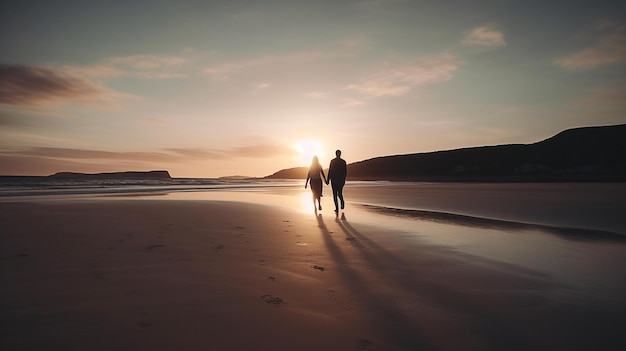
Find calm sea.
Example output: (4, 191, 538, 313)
(0, 176, 300, 197)
(2, 177, 624, 235)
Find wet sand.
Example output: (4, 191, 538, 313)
(1, 189, 625, 350)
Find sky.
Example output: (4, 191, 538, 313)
(1, 0, 625, 177)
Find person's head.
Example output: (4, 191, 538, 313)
(311, 155, 319, 165)
(335, 150, 342, 158)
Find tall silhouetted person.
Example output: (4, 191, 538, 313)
(326, 149, 347, 212)
(305, 155, 327, 211)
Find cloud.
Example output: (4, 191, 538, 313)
(62, 65, 126, 78)
(570, 87, 626, 110)
(166, 148, 226, 160)
(341, 98, 366, 107)
(0, 142, 296, 175)
(203, 45, 357, 81)
(1, 142, 292, 164)
(167, 144, 297, 159)
(18, 147, 182, 163)
(64, 54, 189, 79)
(0, 154, 113, 176)
(0, 112, 31, 128)
(305, 91, 330, 99)
(462, 25, 506, 48)
(346, 53, 461, 97)
(157, 143, 296, 160)
(0, 64, 132, 107)
(228, 143, 295, 158)
(107, 55, 188, 70)
(0, 147, 184, 175)
(555, 24, 626, 70)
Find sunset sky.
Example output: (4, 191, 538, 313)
(1, 0, 625, 177)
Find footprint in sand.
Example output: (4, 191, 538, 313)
(356, 339, 373, 350)
(312, 265, 325, 271)
(109, 238, 127, 250)
(214, 244, 225, 251)
(146, 244, 164, 250)
(345, 237, 361, 246)
(137, 322, 151, 329)
(261, 294, 284, 306)
(91, 271, 105, 280)
(0, 253, 29, 261)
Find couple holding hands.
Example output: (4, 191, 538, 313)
(304, 150, 347, 212)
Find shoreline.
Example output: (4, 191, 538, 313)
(1, 180, 625, 235)
(2, 192, 626, 350)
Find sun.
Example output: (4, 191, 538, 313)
(294, 139, 325, 166)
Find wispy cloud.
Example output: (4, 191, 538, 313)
(18, 147, 181, 163)
(170, 143, 296, 159)
(228, 143, 295, 158)
(0, 154, 109, 175)
(65, 54, 189, 79)
(107, 55, 188, 70)
(255, 83, 271, 89)
(203, 46, 357, 81)
(0, 112, 31, 128)
(0, 64, 133, 107)
(0, 142, 297, 175)
(555, 21, 626, 71)
(346, 53, 461, 97)
(305, 91, 330, 99)
(340, 98, 366, 107)
(166, 148, 226, 160)
(462, 25, 506, 48)
(570, 87, 626, 110)
(1, 142, 295, 169)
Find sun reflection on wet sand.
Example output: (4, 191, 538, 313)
(153, 188, 319, 215)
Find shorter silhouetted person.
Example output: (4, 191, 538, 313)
(305, 155, 327, 211)
(326, 149, 347, 212)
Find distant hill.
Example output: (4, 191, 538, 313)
(265, 167, 309, 180)
(48, 170, 172, 180)
(218, 175, 257, 180)
(266, 124, 626, 182)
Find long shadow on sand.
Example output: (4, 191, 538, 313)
(317, 212, 625, 351)
(316, 213, 434, 349)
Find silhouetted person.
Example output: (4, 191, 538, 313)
(305, 155, 327, 211)
(326, 149, 347, 212)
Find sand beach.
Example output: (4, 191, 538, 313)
(1, 183, 625, 350)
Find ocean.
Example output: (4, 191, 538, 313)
(1, 177, 625, 235)
(0, 176, 300, 197)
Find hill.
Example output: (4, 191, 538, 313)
(48, 170, 172, 180)
(265, 167, 309, 180)
(266, 124, 626, 182)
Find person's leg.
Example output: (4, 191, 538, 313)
(331, 183, 339, 212)
(312, 179, 322, 211)
(338, 183, 345, 209)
